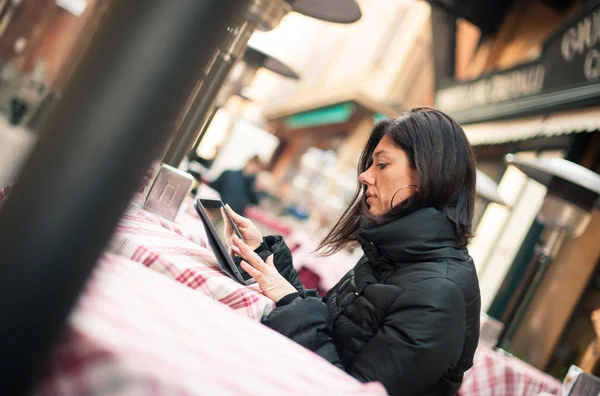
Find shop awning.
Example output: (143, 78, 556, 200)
(463, 106, 600, 146)
(284, 102, 356, 129)
(267, 92, 398, 126)
(542, 107, 600, 137)
(373, 113, 388, 123)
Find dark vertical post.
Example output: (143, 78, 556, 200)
(0, 1, 244, 395)
(187, 105, 220, 159)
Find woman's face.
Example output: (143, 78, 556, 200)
(358, 133, 418, 216)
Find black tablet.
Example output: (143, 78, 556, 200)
(194, 198, 256, 285)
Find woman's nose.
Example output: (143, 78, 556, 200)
(358, 169, 373, 185)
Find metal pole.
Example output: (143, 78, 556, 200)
(0, 1, 244, 394)
(162, 0, 293, 167)
(162, 21, 255, 166)
(187, 61, 260, 159)
(497, 228, 568, 347)
(188, 105, 220, 158)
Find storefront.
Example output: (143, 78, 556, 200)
(434, 1, 600, 375)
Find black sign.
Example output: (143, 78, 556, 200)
(435, 1, 600, 124)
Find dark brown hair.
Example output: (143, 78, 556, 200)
(316, 107, 476, 255)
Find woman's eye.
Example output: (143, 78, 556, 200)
(377, 163, 388, 169)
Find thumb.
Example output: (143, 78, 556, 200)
(265, 254, 275, 268)
(221, 208, 232, 229)
(225, 204, 246, 223)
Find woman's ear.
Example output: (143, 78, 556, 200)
(408, 167, 419, 189)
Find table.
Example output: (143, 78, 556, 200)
(34, 253, 388, 396)
(458, 345, 561, 396)
(127, 203, 210, 248)
(108, 205, 276, 321)
(0, 179, 274, 320)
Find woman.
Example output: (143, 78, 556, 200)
(226, 107, 480, 396)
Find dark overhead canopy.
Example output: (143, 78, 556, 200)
(426, 0, 516, 35)
(244, 45, 300, 80)
(426, 0, 576, 35)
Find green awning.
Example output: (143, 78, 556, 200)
(284, 102, 356, 129)
(373, 113, 388, 124)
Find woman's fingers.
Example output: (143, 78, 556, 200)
(232, 235, 275, 271)
(240, 261, 263, 280)
(265, 255, 276, 269)
(225, 204, 249, 226)
(225, 204, 263, 250)
(232, 235, 266, 272)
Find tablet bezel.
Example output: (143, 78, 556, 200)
(194, 198, 256, 285)
(198, 198, 243, 241)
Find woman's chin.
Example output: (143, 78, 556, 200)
(367, 206, 383, 216)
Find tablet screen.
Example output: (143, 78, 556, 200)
(198, 199, 253, 282)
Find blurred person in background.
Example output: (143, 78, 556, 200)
(209, 155, 264, 215)
(227, 108, 481, 396)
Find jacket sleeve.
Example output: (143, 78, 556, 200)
(255, 235, 303, 292)
(261, 291, 343, 369)
(348, 278, 466, 395)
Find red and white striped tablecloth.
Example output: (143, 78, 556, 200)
(34, 254, 388, 396)
(0, 181, 272, 320)
(127, 203, 210, 248)
(458, 345, 561, 396)
(108, 206, 275, 321)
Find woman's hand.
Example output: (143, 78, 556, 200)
(231, 235, 297, 303)
(222, 204, 263, 250)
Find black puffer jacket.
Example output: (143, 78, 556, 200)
(258, 208, 481, 396)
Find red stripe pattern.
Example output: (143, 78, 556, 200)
(34, 254, 388, 396)
(108, 206, 275, 321)
(457, 345, 561, 396)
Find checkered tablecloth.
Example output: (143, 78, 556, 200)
(0, 181, 272, 320)
(127, 203, 210, 248)
(458, 345, 561, 396)
(34, 253, 388, 396)
(108, 205, 275, 321)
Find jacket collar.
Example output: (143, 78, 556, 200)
(357, 208, 468, 268)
